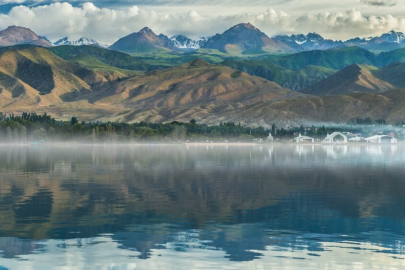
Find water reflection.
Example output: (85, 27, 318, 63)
(0, 145, 404, 269)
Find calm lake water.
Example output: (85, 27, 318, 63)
(0, 144, 405, 269)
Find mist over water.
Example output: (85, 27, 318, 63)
(0, 145, 405, 269)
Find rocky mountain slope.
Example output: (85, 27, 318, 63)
(0, 46, 108, 110)
(170, 35, 207, 50)
(109, 27, 176, 53)
(90, 59, 296, 110)
(97, 88, 405, 127)
(274, 33, 343, 51)
(54, 37, 108, 48)
(0, 26, 52, 47)
(201, 23, 294, 54)
(301, 64, 393, 96)
(302, 62, 405, 96)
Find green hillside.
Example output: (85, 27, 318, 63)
(222, 60, 336, 91)
(48, 45, 151, 71)
(268, 47, 379, 70)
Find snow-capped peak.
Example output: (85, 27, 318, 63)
(170, 35, 207, 50)
(380, 31, 405, 43)
(54, 37, 108, 48)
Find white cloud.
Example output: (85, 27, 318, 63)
(0, 2, 405, 44)
(361, 0, 397, 6)
(0, 0, 26, 4)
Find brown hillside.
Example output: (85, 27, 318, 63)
(302, 64, 394, 96)
(0, 46, 108, 109)
(372, 62, 405, 88)
(0, 26, 52, 47)
(91, 59, 297, 109)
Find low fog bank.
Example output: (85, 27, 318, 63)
(1, 113, 405, 145)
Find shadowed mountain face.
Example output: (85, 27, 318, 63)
(0, 46, 107, 108)
(301, 63, 405, 96)
(222, 60, 336, 91)
(0, 26, 52, 47)
(301, 64, 394, 96)
(202, 23, 294, 54)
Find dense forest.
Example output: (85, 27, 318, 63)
(0, 113, 403, 143)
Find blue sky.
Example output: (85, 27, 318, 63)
(0, 0, 404, 44)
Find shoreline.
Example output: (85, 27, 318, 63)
(0, 142, 404, 147)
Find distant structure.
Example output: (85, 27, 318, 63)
(267, 133, 274, 142)
(365, 135, 397, 144)
(322, 132, 348, 144)
(294, 134, 314, 143)
(349, 136, 366, 143)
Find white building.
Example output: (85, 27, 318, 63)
(349, 136, 366, 143)
(322, 132, 348, 144)
(365, 135, 397, 144)
(294, 134, 315, 143)
(267, 133, 274, 142)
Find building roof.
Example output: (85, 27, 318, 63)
(366, 135, 394, 140)
(294, 135, 314, 140)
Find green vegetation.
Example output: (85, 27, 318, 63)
(264, 46, 405, 71)
(0, 113, 270, 143)
(222, 60, 336, 91)
(267, 47, 379, 70)
(1, 113, 403, 143)
(48, 45, 152, 72)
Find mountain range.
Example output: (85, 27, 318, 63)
(1, 24, 405, 126)
(53, 37, 108, 48)
(3, 24, 405, 54)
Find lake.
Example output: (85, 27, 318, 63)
(0, 144, 404, 269)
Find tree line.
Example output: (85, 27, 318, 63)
(0, 113, 403, 143)
(0, 113, 270, 143)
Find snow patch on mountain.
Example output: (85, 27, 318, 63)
(170, 35, 207, 50)
(379, 31, 405, 43)
(54, 37, 108, 47)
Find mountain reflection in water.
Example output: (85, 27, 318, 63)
(0, 145, 404, 269)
